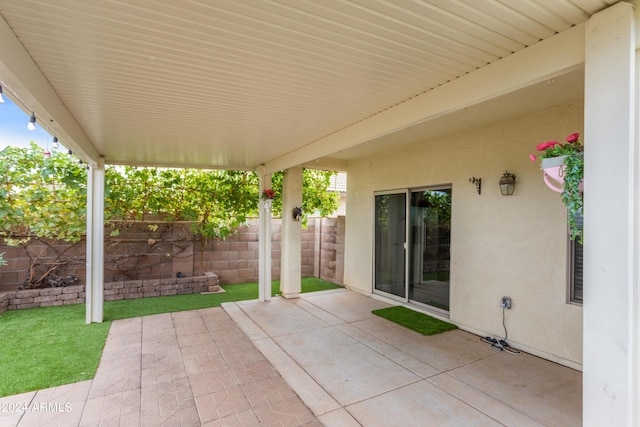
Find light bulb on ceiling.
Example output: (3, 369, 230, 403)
(27, 112, 36, 131)
(0, 86, 4, 103)
(52, 136, 59, 149)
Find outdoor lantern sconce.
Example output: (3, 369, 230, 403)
(292, 207, 303, 222)
(499, 171, 516, 196)
(469, 177, 481, 195)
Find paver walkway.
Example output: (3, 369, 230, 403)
(0, 307, 319, 426)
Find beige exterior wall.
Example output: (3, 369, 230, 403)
(344, 101, 584, 369)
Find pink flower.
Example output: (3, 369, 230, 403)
(262, 189, 275, 199)
(536, 141, 560, 151)
(529, 132, 581, 163)
(566, 133, 580, 143)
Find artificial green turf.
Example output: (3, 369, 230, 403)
(0, 278, 341, 397)
(372, 306, 457, 336)
(0, 304, 111, 397)
(272, 277, 340, 295)
(104, 277, 341, 320)
(104, 282, 256, 321)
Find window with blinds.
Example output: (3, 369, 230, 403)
(569, 212, 583, 304)
(570, 239, 583, 303)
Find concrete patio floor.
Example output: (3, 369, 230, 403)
(0, 288, 582, 426)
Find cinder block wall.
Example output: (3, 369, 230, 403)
(0, 217, 345, 290)
(315, 217, 345, 285)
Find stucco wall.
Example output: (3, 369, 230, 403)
(344, 101, 584, 369)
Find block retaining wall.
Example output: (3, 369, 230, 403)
(0, 273, 219, 315)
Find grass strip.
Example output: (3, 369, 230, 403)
(372, 306, 457, 336)
(104, 282, 255, 321)
(0, 304, 110, 397)
(0, 278, 340, 397)
(104, 277, 340, 320)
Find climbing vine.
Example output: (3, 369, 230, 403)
(0, 143, 340, 285)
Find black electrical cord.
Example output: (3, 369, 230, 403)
(480, 307, 521, 354)
(502, 305, 508, 342)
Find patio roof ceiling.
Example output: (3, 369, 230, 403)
(0, 1, 618, 172)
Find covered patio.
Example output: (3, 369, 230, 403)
(0, 289, 581, 426)
(0, 1, 638, 425)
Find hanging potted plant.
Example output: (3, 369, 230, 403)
(529, 133, 584, 241)
(262, 188, 275, 210)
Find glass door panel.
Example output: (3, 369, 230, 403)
(374, 193, 407, 298)
(409, 189, 451, 311)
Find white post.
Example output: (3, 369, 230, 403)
(85, 157, 105, 323)
(258, 168, 272, 302)
(280, 166, 303, 298)
(583, 3, 639, 425)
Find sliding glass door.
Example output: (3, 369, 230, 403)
(374, 187, 452, 311)
(374, 192, 407, 299)
(409, 189, 451, 311)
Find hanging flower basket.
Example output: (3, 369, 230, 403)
(262, 189, 275, 211)
(262, 189, 275, 199)
(529, 133, 584, 241)
(541, 154, 584, 193)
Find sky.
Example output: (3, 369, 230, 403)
(0, 94, 64, 151)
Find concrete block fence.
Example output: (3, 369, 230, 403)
(0, 216, 345, 293)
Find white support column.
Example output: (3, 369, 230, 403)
(280, 166, 303, 298)
(258, 168, 272, 302)
(85, 158, 105, 324)
(583, 3, 639, 426)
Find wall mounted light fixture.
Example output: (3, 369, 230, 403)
(292, 207, 303, 222)
(0, 86, 4, 103)
(52, 136, 59, 149)
(469, 177, 481, 195)
(499, 171, 516, 196)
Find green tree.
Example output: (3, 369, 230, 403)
(105, 167, 259, 240)
(0, 143, 87, 245)
(2, 144, 340, 284)
(270, 169, 340, 222)
(0, 143, 87, 286)
(105, 167, 339, 237)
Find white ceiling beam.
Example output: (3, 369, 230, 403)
(301, 157, 349, 172)
(0, 14, 100, 166)
(264, 23, 586, 175)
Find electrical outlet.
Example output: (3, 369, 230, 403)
(501, 296, 512, 309)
